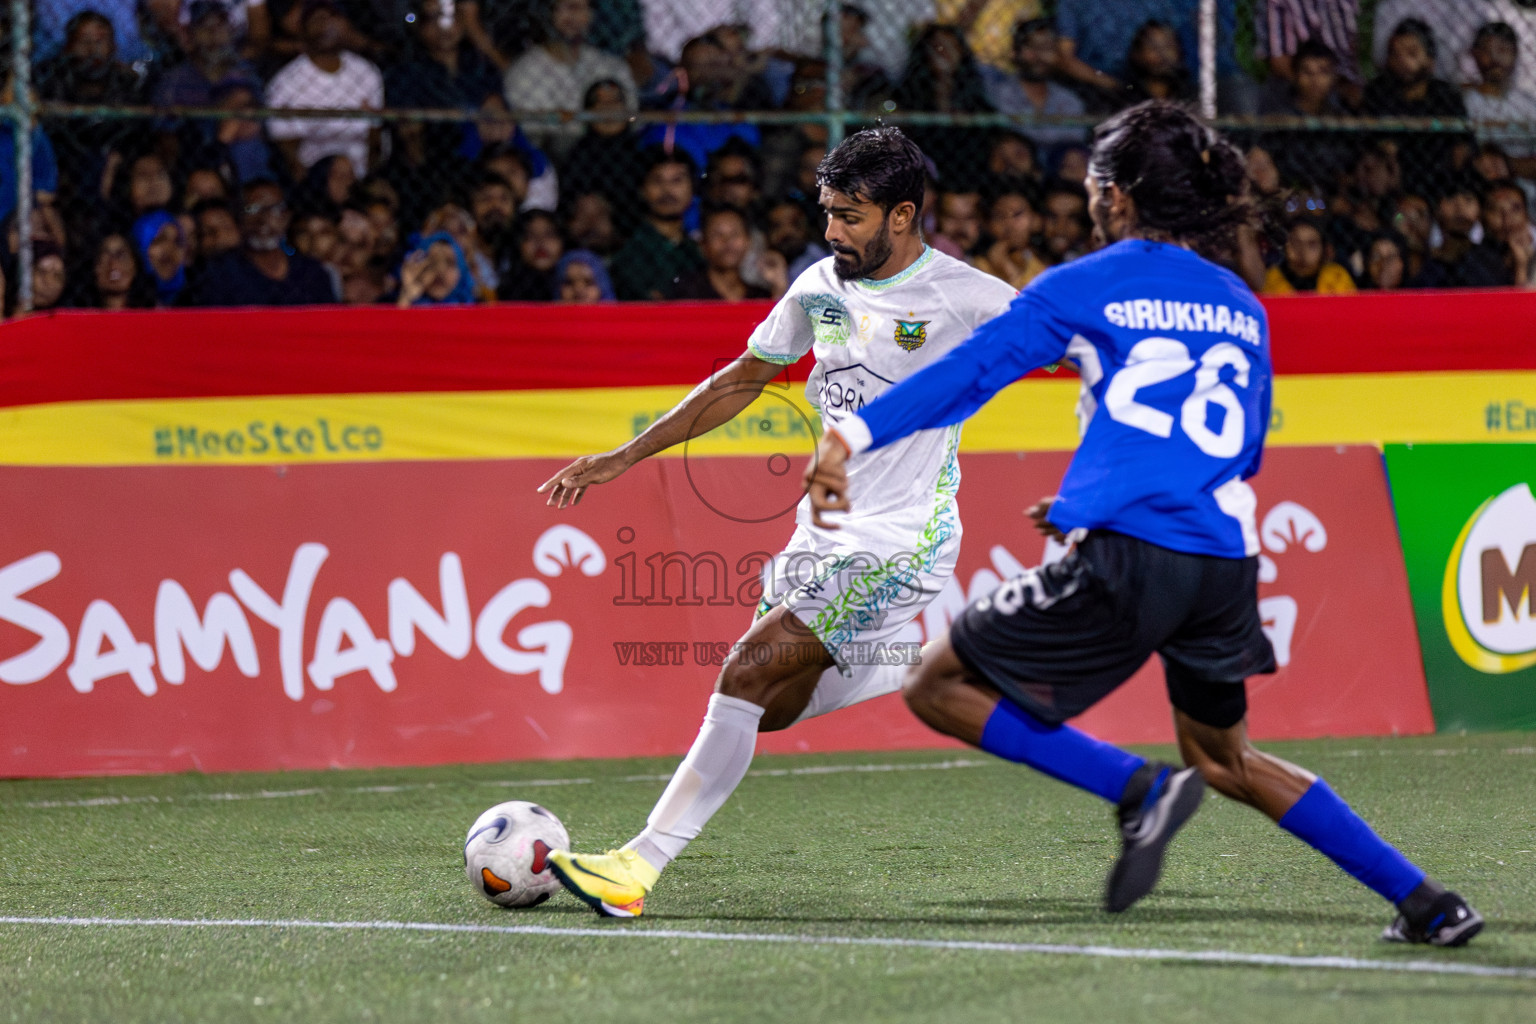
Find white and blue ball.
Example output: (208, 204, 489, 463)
(463, 800, 570, 907)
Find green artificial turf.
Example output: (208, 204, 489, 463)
(2, 732, 1535, 1023)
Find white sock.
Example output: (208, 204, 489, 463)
(626, 692, 764, 873)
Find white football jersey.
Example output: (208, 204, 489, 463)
(748, 247, 1017, 531)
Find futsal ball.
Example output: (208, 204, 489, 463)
(463, 800, 570, 907)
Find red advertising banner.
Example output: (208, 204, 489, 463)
(0, 445, 1429, 777)
(3, 289, 1534, 412)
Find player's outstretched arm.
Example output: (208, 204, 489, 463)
(537, 352, 786, 509)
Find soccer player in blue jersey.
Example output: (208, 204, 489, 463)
(805, 101, 1483, 946)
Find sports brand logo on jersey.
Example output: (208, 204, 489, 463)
(798, 293, 852, 346)
(893, 319, 931, 351)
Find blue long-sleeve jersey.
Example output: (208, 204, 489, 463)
(836, 239, 1271, 559)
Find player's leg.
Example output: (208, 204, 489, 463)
(902, 540, 1209, 912)
(548, 605, 831, 917)
(1170, 690, 1484, 947)
(904, 636, 1154, 804)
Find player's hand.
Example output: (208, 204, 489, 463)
(804, 432, 851, 529)
(537, 451, 630, 509)
(1026, 496, 1067, 542)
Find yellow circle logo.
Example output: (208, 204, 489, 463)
(1442, 482, 1536, 674)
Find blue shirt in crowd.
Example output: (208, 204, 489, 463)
(0, 124, 59, 226)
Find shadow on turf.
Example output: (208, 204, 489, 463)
(634, 896, 1444, 932)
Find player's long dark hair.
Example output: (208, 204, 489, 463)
(1087, 101, 1258, 265)
(815, 127, 926, 215)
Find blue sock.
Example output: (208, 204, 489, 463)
(1277, 779, 1425, 905)
(979, 698, 1146, 803)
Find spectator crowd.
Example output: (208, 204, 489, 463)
(5, 0, 1536, 311)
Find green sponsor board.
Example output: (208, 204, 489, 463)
(1385, 444, 1536, 730)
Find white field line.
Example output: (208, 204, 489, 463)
(0, 915, 1532, 981)
(16, 758, 995, 810)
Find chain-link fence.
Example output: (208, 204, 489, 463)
(2, 0, 1534, 312)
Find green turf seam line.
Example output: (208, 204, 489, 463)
(16, 758, 996, 810)
(2, 917, 1531, 981)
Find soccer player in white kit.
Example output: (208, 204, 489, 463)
(537, 128, 1017, 917)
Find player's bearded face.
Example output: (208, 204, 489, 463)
(830, 214, 894, 280)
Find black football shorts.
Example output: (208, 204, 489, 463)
(948, 530, 1276, 729)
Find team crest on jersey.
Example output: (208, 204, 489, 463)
(893, 319, 931, 351)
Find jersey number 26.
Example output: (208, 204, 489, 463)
(1079, 337, 1252, 458)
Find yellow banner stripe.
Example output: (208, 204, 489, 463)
(2, 371, 1532, 467)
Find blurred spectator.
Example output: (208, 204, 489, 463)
(185, 77, 284, 184)
(970, 179, 1046, 289)
(467, 170, 518, 280)
(893, 25, 994, 186)
(266, 0, 384, 179)
(332, 203, 390, 302)
(262, 0, 390, 65)
(986, 130, 1040, 180)
(396, 231, 478, 306)
(702, 138, 763, 211)
(34, 0, 153, 65)
(131, 209, 191, 306)
(195, 178, 337, 304)
(384, 0, 503, 227)
(0, 69, 60, 230)
(562, 191, 621, 255)
(1118, 19, 1194, 106)
(1039, 180, 1090, 263)
(37, 11, 143, 200)
(421, 201, 498, 299)
(153, 2, 261, 108)
(1389, 191, 1433, 283)
(934, 0, 1042, 71)
(611, 148, 704, 300)
(1361, 18, 1469, 198)
(1465, 22, 1536, 180)
(105, 150, 178, 225)
(555, 248, 616, 302)
(192, 198, 242, 258)
(1263, 218, 1357, 294)
(1255, 0, 1361, 97)
(639, 0, 783, 63)
(477, 139, 558, 214)
(981, 20, 1086, 164)
(1245, 142, 1283, 197)
(1369, 0, 1536, 92)
(935, 188, 983, 255)
(37, 11, 145, 105)
(673, 204, 783, 300)
(763, 197, 828, 280)
(291, 204, 339, 260)
(1481, 177, 1536, 285)
(1359, 232, 1408, 290)
(499, 209, 565, 300)
(640, 33, 763, 171)
(560, 79, 646, 216)
(825, 5, 892, 111)
(1260, 40, 1354, 190)
(1053, 145, 1090, 186)
(71, 231, 156, 309)
(143, 0, 272, 60)
(785, 0, 933, 81)
(1056, 0, 1248, 111)
(1327, 142, 1399, 274)
(26, 241, 69, 312)
(1416, 174, 1508, 288)
(505, 0, 637, 158)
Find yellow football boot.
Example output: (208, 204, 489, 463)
(547, 847, 659, 918)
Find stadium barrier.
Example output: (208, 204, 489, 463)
(0, 293, 1532, 776)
